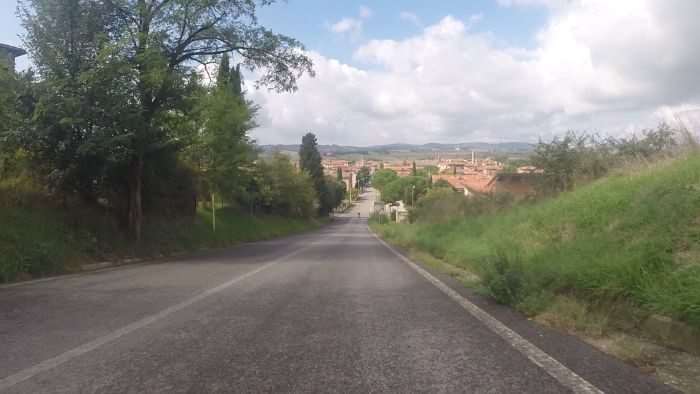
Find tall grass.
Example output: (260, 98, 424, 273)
(0, 203, 321, 283)
(374, 153, 700, 327)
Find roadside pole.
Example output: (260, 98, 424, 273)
(212, 193, 216, 232)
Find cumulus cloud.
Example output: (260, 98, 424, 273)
(252, 1, 700, 145)
(328, 6, 373, 37)
(329, 18, 363, 35)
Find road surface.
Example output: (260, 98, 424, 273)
(0, 191, 676, 393)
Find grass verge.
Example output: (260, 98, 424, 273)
(371, 153, 700, 392)
(372, 153, 700, 328)
(0, 205, 322, 283)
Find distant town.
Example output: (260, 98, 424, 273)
(308, 150, 542, 200)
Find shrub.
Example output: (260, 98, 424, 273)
(480, 250, 525, 304)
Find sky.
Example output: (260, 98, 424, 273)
(2, 1, 700, 146)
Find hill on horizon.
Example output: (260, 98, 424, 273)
(259, 142, 534, 156)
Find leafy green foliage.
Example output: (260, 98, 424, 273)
(371, 169, 398, 197)
(182, 56, 257, 202)
(356, 166, 371, 188)
(532, 124, 678, 195)
(411, 187, 515, 223)
(298, 132, 342, 215)
(0, 201, 320, 283)
(433, 179, 452, 189)
(299, 132, 324, 186)
(375, 154, 700, 327)
(320, 176, 347, 213)
(380, 176, 428, 205)
(18, 0, 315, 239)
(253, 153, 316, 218)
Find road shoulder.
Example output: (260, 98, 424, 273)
(368, 225, 678, 394)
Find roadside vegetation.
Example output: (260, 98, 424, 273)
(0, 0, 345, 283)
(0, 202, 322, 283)
(371, 126, 700, 349)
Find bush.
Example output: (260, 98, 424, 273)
(381, 176, 428, 204)
(481, 250, 525, 304)
(254, 153, 316, 218)
(412, 188, 516, 223)
(532, 124, 679, 195)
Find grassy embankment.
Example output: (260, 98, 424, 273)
(372, 153, 700, 332)
(0, 199, 322, 283)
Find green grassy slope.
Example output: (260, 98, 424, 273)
(373, 154, 700, 327)
(0, 206, 321, 283)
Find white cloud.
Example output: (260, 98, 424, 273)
(252, 1, 700, 145)
(330, 17, 363, 35)
(329, 6, 373, 37)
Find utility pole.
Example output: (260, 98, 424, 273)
(411, 185, 416, 207)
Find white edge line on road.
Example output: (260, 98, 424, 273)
(0, 245, 312, 392)
(369, 227, 604, 394)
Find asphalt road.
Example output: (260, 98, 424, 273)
(0, 191, 677, 393)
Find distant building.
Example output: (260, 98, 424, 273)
(0, 43, 27, 72)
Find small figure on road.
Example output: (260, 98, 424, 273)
(357, 212, 361, 218)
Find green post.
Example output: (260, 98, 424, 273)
(212, 193, 216, 232)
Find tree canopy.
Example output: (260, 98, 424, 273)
(18, 0, 315, 239)
(381, 176, 428, 205)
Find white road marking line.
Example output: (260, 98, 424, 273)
(0, 245, 313, 391)
(369, 228, 604, 394)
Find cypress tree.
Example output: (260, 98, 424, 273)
(217, 54, 231, 89)
(299, 132, 324, 198)
(231, 64, 243, 98)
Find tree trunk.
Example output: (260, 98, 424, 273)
(127, 155, 144, 241)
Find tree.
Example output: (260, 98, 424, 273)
(423, 165, 439, 175)
(371, 169, 398, 198)
(299, 132, 332, 215)
(412, 161, 417, 176)
(0, 67, 21, 179)
(299, 132, 323, 185)
(185, 63, 257, 203)
(20, 0, 315, 240)
(336, 167, 343, 181)
(433, 179, 452, 189)
(381, 176, 428, 205)
(532, 132, 582, 194)
(217, 53, 245, 99)
(320, 176, 346, 213)
(356, 166, 371, 189)
(254, 153, 315, 217)
(19, 0, 123, 202)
